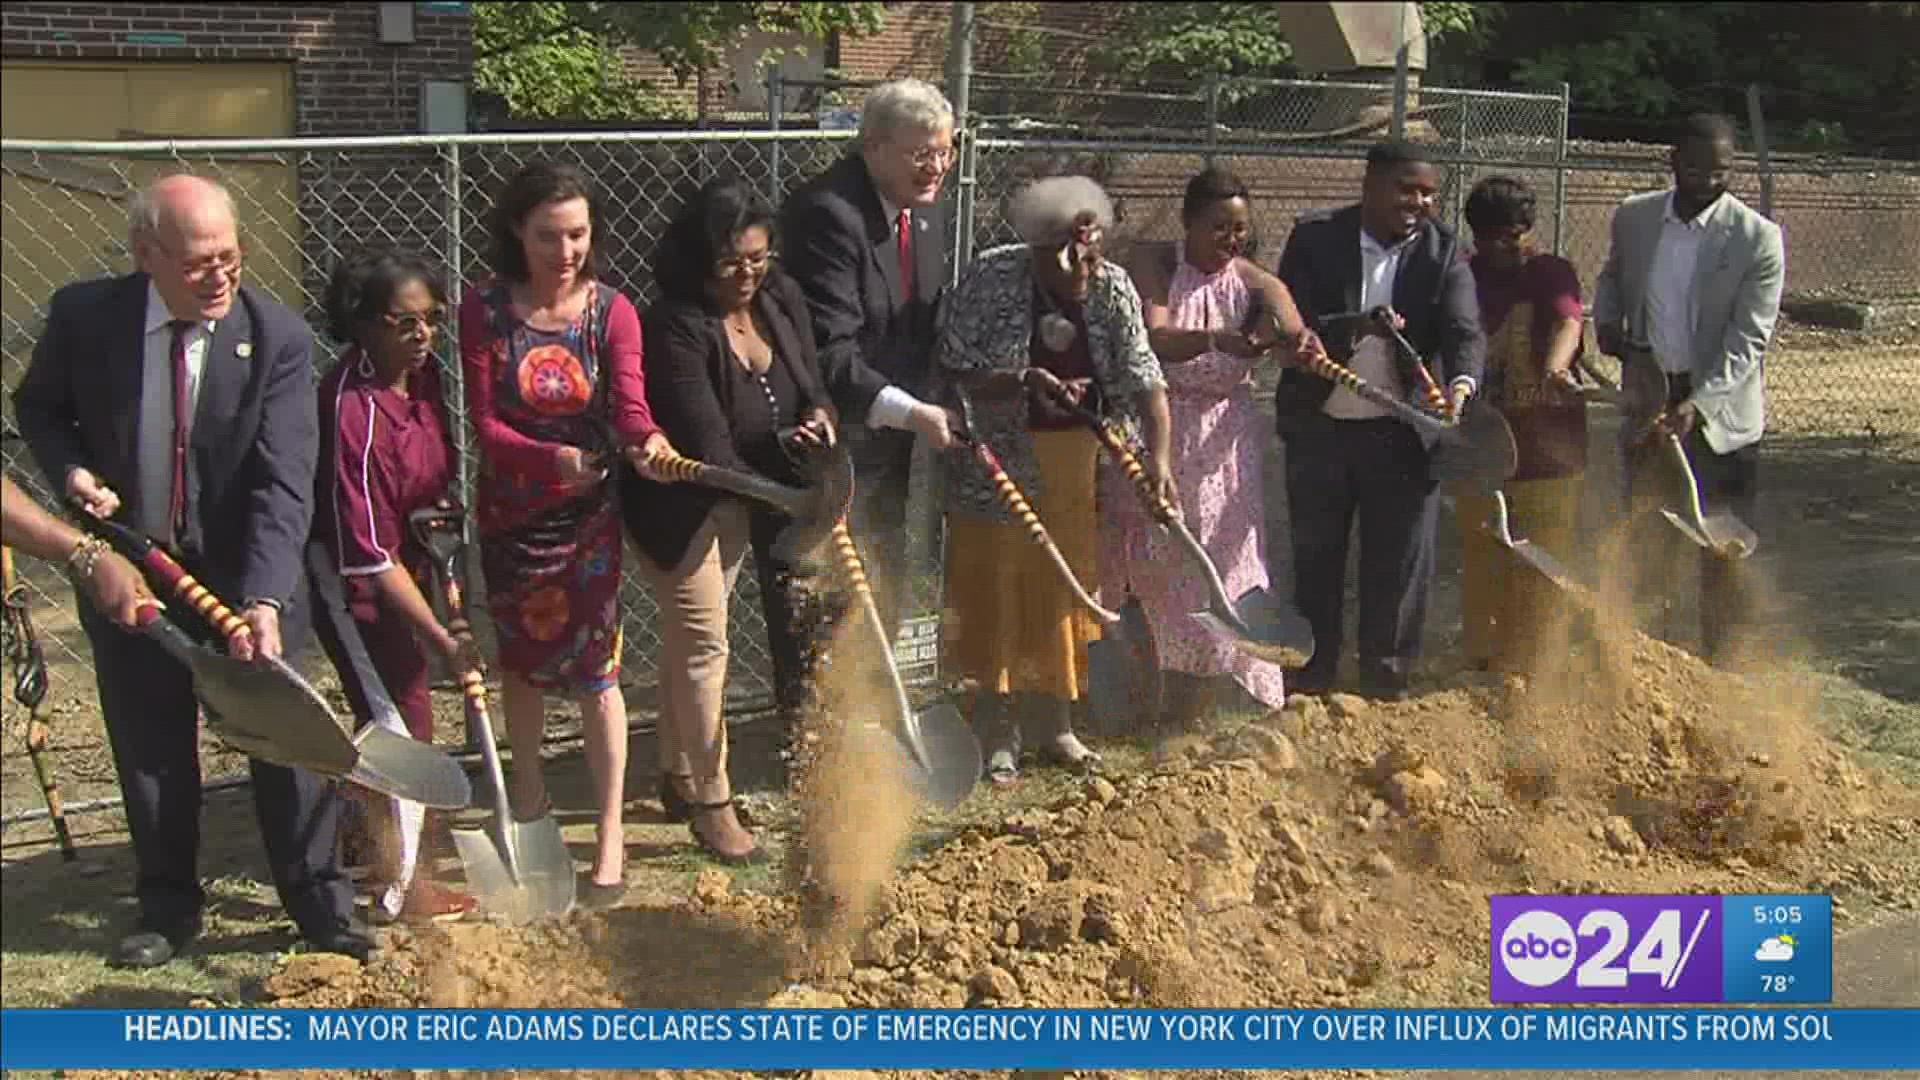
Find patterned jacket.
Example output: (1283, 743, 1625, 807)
(932, 243, 1166, 522)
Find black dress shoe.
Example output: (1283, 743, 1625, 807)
(305, 921, 376, 963)
(113, 917, 201, 969)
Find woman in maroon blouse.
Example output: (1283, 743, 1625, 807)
(618, 180, 836, 865)
(313, 246, 476, 923)
(459, 162, 671, 901)
(1456, 175, 1589, 674)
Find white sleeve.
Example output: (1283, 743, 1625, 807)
(866, 384, 924, 431)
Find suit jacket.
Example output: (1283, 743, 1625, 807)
(1272, 205, 1487, 442)
(13, 273, 320, 625)
(618, 267, 833, 571)
(1591, 189, 1784, 454)
(779, 153, 949, 424)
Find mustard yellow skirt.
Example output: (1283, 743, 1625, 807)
(942, 428, 1101, 701)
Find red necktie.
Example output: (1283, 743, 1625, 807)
(168, 319, 194, 543)
(897, 209, 914, 298)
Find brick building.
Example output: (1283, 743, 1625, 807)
(1, 2, 474, 335)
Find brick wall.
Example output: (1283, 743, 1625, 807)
(1, 2, 472, 136)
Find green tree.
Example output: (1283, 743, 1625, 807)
(473, 1, 887, 122)
(1476, 2, 1919, 154)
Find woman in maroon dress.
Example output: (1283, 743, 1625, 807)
(459, 162, 670, 900)
(314, 246, 476, 923)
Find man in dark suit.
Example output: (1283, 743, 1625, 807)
(13, 174, 369, 967)
(780, 78, 961, 641)
(1274, 141, 1488, 699)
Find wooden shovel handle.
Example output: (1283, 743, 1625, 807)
(84, 516, 250, 646)
(966, 440, 1119, 624)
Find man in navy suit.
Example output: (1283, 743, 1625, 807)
(1274, 142, 1488, 700)
(781, 78, 962, 643)
(13, 174, 369, 967)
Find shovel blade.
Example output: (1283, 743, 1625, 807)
(1659, 509, 1756, 559)
(1502, 539, 1588, 596)
(449, 825, 535, 925)
(507, 812, 578, 917)
(1192, 586, 1317, 669)
(894, 703, 981, 810)
(1433, 406, 1520, 492)
(1087, 637, 1147, 733)
(348, 723, 473, 810)
(179, 648, 358, 776)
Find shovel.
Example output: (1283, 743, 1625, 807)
(83, 514, 472, 809)
(4, 546, 77, 861)
(302, 540, 430, 921)
(1310, 309, 1520, 490)
(640, 443, 853, 569)
(945, 385, 1164, 730)
(1041, 386, 1316, 670)
(1574, 361, 1759, 560)
(824, 517, 983, 808)
(1477, 490, 1594, 602)
(408, 503, 576, 924)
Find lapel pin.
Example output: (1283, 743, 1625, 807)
(236, 342, 253, 358)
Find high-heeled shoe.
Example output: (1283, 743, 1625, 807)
(688, 800, 770, 867)
(661, 775, 753, 827)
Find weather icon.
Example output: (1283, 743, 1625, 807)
(1755, 934, 1796, 962)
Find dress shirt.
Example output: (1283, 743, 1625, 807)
(865, 191, 928, 431)
(1644, 192, 1716, 374)
(1324, 229, 1416, 420)
(136, 281, 214, 530)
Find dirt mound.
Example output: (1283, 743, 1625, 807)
(258, 618, 1918, 1026)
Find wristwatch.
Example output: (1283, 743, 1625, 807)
(242, 597, 283, 613)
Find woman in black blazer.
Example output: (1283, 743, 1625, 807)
(618, 179, 837, 865)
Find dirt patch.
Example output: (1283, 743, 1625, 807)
(246, 613, 1918, 1031)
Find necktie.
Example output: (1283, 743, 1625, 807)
(168, 319, 194, 544)
(897, 209, 914, 298)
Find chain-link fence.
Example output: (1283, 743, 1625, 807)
(6, 89, 1918, 822)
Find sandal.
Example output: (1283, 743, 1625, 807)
(660, 775, 754, 827)
(985, 749, 1020, 787)
(1042, 734, 1103, 774)
(688, 800, 769, 867)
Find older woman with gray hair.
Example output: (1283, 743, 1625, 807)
(934, 176, 1172, 785)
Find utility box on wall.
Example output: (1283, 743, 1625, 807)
(420, 80, 468, 133)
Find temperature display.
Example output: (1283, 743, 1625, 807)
(1722, 895, 1832, 1004)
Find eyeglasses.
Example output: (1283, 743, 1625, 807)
(162, 245, 244, 282)
(380, 309, 444, 337)
(905, 146, 955, 171)
(713, 251, 774, 277)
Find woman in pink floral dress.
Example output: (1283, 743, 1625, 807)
(1107, 167, 1314, 729)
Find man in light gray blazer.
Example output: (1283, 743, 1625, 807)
(1592, 112, 1786, 661)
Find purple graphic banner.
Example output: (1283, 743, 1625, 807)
(1490, 894, 1723, 1003)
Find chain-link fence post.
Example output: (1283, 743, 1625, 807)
(767, 70, 786, 206)
(1204, 79, 1221, 166)
(1553, 81, 1571, 256)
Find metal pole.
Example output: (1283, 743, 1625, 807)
(1746, 84, 1774, 220)
(1391, 1, 1410, 140)
(1553, 81, 1571, 256)
(767, 69, 785, 204)
(1204, 78, 1221, 164)
(946, 2, 974, 127)
(441, 141, 482, 756)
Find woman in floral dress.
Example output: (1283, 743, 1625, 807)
(459, 161, 671, 902)
(1110, 166, 1315, 729)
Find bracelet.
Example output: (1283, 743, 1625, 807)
(65, 536, 109, 584)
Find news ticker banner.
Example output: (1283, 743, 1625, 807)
(1491, 893, 1833, 1004)
(3, 1008, 1917, 1071)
